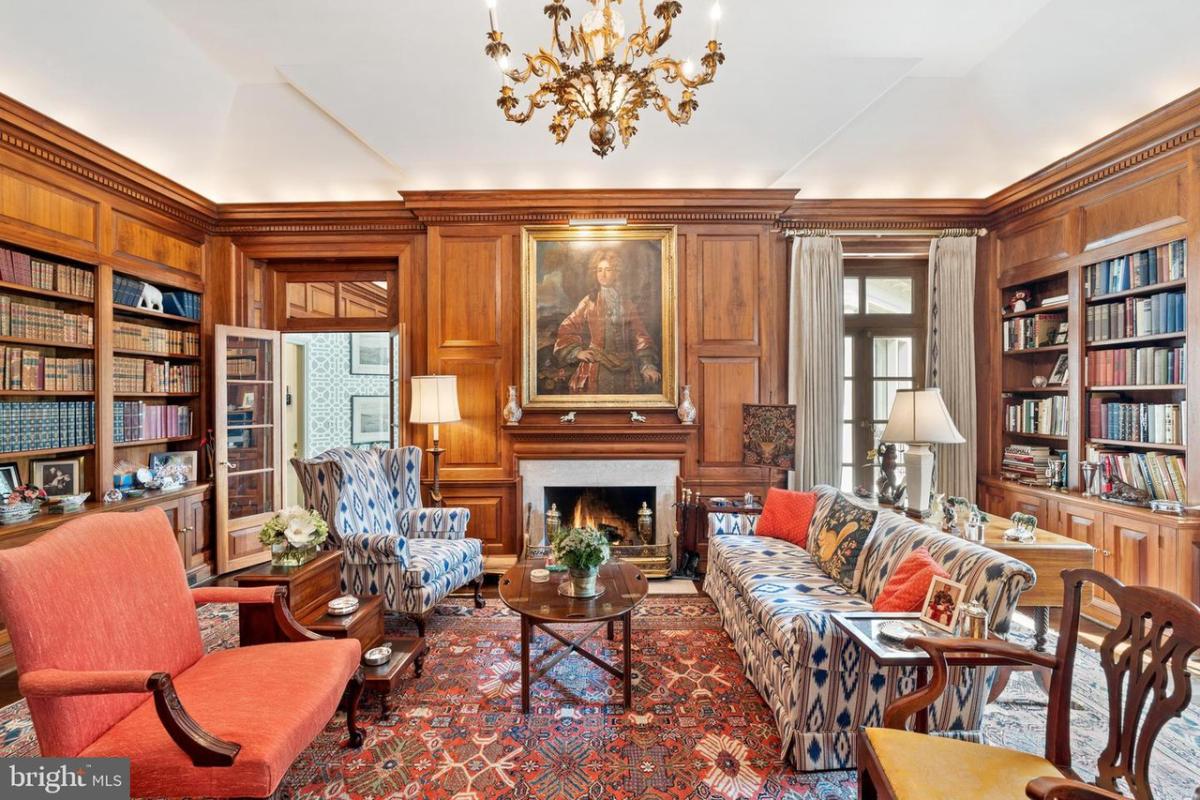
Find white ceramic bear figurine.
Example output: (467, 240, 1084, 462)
(137, 282, 164, 312)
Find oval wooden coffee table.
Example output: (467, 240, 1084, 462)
(499, 559, 648, 713)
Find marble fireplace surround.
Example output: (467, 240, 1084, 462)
(519, 458, 680, 547)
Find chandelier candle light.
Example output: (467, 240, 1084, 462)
(484, 0, 726, 157)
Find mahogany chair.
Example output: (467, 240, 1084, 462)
(0, 508, 367, 799)
(857, 568, 1200, 800)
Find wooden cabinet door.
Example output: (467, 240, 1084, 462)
(1057, 500, 1104, 615)
(179, 493, 211, 584)
(215, 325, 283, 574)
(1007, 488, 1047, 524)
(977, 483, 1007, 518)
(1107, 513, 1160, 589)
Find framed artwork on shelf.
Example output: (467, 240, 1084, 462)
(0, 462, 21, 495)
(350, 332, 390, 375)
(1049, 354, 1069, 385)
(351, 395, 390, 444)
(920, 575, 967, 633)
(31, 458, 82, 497)
(521, 225, 678, 409)
(150, 451, 198, 483)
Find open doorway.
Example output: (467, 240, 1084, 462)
(282, 331, 394, 505)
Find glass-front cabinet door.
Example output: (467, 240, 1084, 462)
(214, 325, 283, 573)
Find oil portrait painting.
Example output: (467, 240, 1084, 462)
(523, 226, 677, 409)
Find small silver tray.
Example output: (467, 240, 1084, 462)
(556, 582, 606, 600)
(327, 595, 360, 616)
(362, 645, 393, 666)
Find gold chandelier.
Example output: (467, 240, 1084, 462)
(484, 0, 725, 158)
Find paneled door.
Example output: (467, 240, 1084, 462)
(214, 325, 284, 573)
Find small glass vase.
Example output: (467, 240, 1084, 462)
(569, 565, 599, 596)
(271, 542, 317, 567)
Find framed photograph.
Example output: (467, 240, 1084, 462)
(522, 225, 677, 409)
(31, 459, 81, 497)
(0, 462, 20, 495)
(351, 395, 390, 444)
(1051, 322, 1069, 345)
(1049, 353, 1069, 385)
(921, 575, 967, 633)
(150, 451, 198, 483)
(350, 332, 390, 376)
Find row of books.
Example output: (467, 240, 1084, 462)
(113, 321, 200, 356)
(1086, 291, 1185, 341)
(0, 296, 93, 345)
(1004, 395, 1069, 437)
(0, 246, 95, 299)
(112, 275, 201, 320)
(113, 401, 193, 443)
(0, 348, 94, 391)
(1088, 398, 1187, 445)
(1086, 345, 1186, 387)
(1003, 312, 1065, 352)
(113, 357, 199, 394)
(1000, 444, 1058, 482)
(1084, 239, 1186, 298)
(0, 400, 95, 453)
(1086, 444, 1187, 503)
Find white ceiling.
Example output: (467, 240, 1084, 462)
(1, 0, 1199, 202)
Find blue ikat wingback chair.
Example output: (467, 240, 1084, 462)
(290, 446, 484, 637)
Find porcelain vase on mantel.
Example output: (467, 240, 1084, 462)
(502, 385, 523, 425)
(677, 384, 697, 425)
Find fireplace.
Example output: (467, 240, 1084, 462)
(544, 486, 654, 544)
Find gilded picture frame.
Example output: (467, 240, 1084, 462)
(522, 225, 678, 409)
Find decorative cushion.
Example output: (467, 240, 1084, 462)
(872, 547, 948, 612)
(862, 727, 1060, 800)
(755, 488, 817, 548)
(808, 493, 878, 592)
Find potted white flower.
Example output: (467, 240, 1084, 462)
(550, 527, 611, 597)
(259, 506, 329, 566)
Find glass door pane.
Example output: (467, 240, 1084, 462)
(215, 325, 282, 573)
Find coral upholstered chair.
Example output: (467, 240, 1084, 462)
(0, 508, 366, 799)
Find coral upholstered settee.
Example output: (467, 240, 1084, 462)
(0, 508, 365, 799)
(704, 485, 1035, 771)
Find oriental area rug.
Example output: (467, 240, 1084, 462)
(1, 596, 1197, 800)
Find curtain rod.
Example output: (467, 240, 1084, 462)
(780, 227, 987, 238)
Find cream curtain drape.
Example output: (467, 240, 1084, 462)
(926, 235, 977, 500)
(788, 235, 844, 489)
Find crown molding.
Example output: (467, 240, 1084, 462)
(401, 188, 796, 224)
(214, 201, 423, 236)
(985, 88, 1200, 221)
(0, 92, 217, 232)
(779, 198, 989, 231)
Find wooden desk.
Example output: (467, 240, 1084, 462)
(978, 514, 1094, 650)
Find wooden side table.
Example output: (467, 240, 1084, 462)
(676, 497, 762, 577)
(234, 550, 382, 651)
(832, 611, 1035, 732)
(363, 637, 426, 718)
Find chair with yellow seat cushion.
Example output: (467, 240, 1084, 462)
(856, 568, 1200, 800)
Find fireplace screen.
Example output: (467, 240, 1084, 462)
(544, 486, 655, 545)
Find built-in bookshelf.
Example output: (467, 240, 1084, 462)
(109, 272, 202, 476)
(0, 243, 98, 498)
(1083, 238, 1188, 503)
(995, 235, 1192, 504)
(0, 239, 205, 504)
(1000, 271, 1072, 485)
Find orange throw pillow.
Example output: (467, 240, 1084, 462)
(755, 488, 818, 548)
(873, 547, 950, 612)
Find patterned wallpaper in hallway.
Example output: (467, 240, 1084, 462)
(299, 333, 390, 457)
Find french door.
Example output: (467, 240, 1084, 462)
(214, 324, 284, 573)
(840, 261, 927, 492)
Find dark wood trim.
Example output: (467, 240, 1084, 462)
(146, 671, 241, 767)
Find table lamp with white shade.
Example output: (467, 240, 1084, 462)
(879, 388, 964, 516)
(409, 374, 461, 507)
